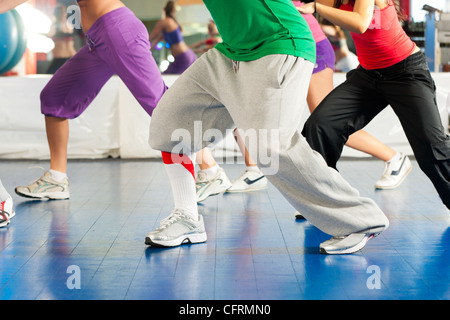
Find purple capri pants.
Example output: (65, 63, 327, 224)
(313, 38, 335, 74)
(41, 7, 167, 119)
(163, 49, 197, 75)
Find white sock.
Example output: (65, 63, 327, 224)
(0, 179, 10, 203)
(202, 165, 219, 180)
(49, 169, 67, 182)
(246, 165, 261, 173)
(164, 163, 198, 220)
(387, 152, 402, 163)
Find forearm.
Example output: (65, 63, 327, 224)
(315, 0, 374, 34)
(0, 0, 29, 14)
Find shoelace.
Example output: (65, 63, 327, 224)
(157, 211, 187, 231)
(196, 171, 209, 183)
(0, 201, 8, 221)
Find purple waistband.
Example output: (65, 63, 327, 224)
(85, 7, 134, 38)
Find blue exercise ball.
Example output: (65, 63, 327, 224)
(0, 10, 19, 72)
(0, 9, 27, 75)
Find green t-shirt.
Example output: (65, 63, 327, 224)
(203, 0, 316, 63)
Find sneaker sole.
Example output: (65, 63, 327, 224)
(145, 232, 207, 247)
(320, 233, 380, 255)
(0, 220, 10, 228)
(374, 165, 412, 190)
(197, 183, 232, 202)
(15, 189, 69, 200)
(294, 211, 305, 220)
(226, 184, 267, 193)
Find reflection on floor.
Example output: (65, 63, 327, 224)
(0, 158, 449, 300)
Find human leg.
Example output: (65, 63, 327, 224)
(302, 68, 390, 169)
(226, 129, 268, 193)
(308, 67, 395, 160)
(144, 151, 207, 247)
(308, 64, 410, 189)
(15, 45, 114, 199)
(149, 50, 389, 252)
(0, 179, 10, 203)
(380, 54, 450, 209)
(0, 179, 14, 227)
(99, 7, 167, 116)
(45, 116, 69, 173)
(146, 50, 235, 246)
(195, 148, 232, 202)
(222, 55, 389, 239)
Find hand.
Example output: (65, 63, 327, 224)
(297, 2, 315, 14)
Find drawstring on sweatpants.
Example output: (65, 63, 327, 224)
(86, 35, 96, 52)
(232, 60, 240, 73)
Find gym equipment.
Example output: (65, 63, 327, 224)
(0, 9, 27, 75)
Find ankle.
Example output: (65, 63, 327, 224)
(49, 169, 67, 182)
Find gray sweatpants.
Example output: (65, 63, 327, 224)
(149, 48, 389, 237)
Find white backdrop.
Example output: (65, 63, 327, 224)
(0, 73, 449, 160)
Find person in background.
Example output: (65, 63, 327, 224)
(46, 4, 77, 74)
(149, 0, 197, 74)
(320, 19, 359, 72)
(190, 20, 222, 55)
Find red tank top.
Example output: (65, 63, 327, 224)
(340, 0, 415, 70)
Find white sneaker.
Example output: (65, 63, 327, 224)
(294, 211, 305, 220)
(0, 196, 15, 228)
(145, 210, 207, 247)
(320, 232, 381, 255)
(15, 171, 70, 199)
(374, 153, 412, 190)
(226, 170, 268, 193)
(196, 167, 232, 202)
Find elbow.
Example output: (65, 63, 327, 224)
(353, 22, 369, 34)
(354, 15, 373, 34)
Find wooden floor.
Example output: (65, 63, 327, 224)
(0, 157, 449, 300)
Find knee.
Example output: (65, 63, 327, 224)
(149, 120, 194, 154)
(302, 112, 329, 141)
(149, 124, 170, 151)
(40, 84, 53, 109)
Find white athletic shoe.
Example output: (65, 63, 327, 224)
(294, 211, 305, 220)
(320, 230, 383, 255)
(15, 171, 70, 200)
(145, 210, 207, 247)
(196, 167, 232, 202)
(374, 153, 412, 190)
(226, 169, 268, 193)
(0, 196, 15, 228)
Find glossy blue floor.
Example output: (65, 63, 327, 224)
(0, 157, 449, 300)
